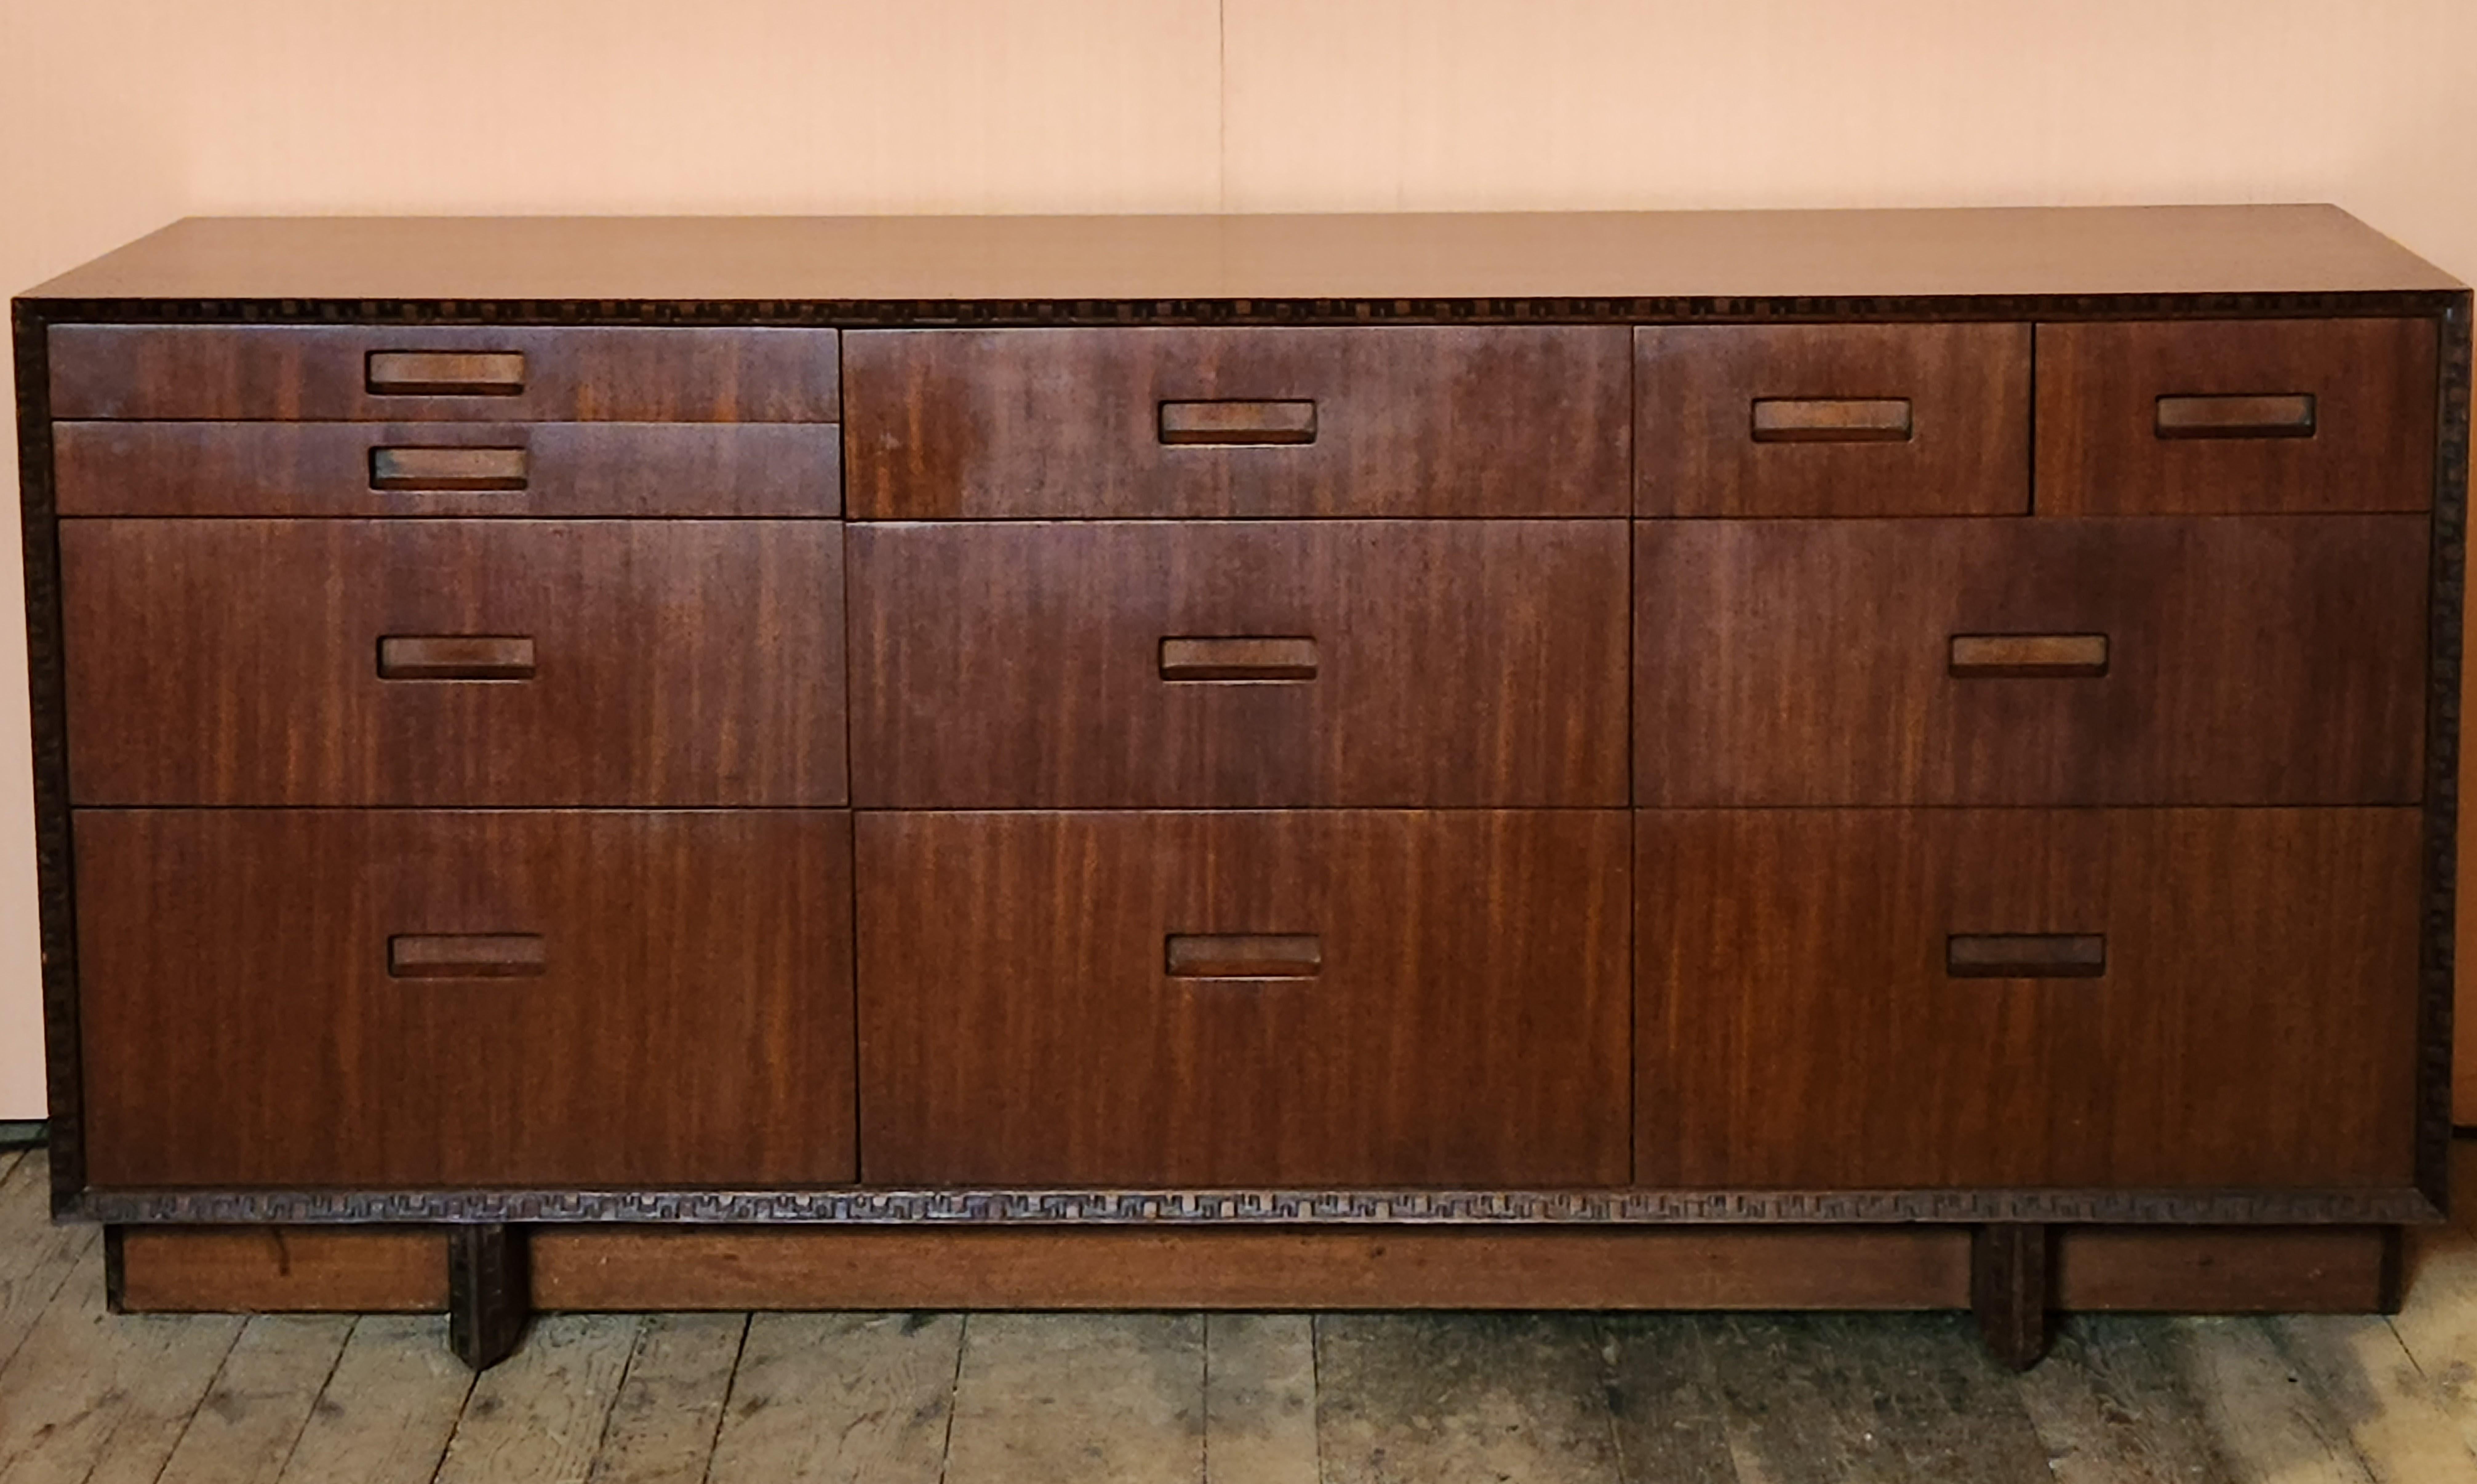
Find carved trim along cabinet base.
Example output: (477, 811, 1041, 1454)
(15, 207, 2467, 1370)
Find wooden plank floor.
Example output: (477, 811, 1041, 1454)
(9, 1146, 2477, 1482)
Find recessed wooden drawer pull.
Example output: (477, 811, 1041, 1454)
(1946, 933, 2106, 979)
(366, 351, 527, 397)
(387, 933, 547, 979)
(1750, 397, 1914, 443)
(1166, 933, 1323, 979)
(377, 635, 538, 681)
(1948, 633, 2110, 680)
(1158, 399, 1318, 445)
(369, 446, 529, 492)
(1159, 636, 1319, 682)
(2154, 393, 2317, 440)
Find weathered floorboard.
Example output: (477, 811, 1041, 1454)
(0, 1256, 243, 1484)
(433, 1313, 638, 1484)
(275, 1316, 475, 1484)
(1205, 1314, 1317, 1484)
(704, 1312, 959, 1484)
(2173, 1317, 2377, 1483)
(1316, 1313, 1623, 1484)
(1599, 1316, 1740, 1484)
(945, 1313, 1205, 1484)
(1700, 1313, 2052, 1483)
(2268, 1314, 2476, 1483)
(0, 1152, 99, 1382)
(2014, 1316, 2239, 1484)
(587, 1313, 748, 1484)
(152, 1314, 354, 1484)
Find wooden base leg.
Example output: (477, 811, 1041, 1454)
(447, 1224, 530, 1371)
(1972, 1223, 2052, 1370)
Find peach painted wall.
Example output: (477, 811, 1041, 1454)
(3, 0, 2474, 1119)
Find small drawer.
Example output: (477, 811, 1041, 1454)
(48, 325, 840, 422)
(1636, 808, 2419, 1189)
(842, 326, 1631, 518)
(1636, 517, 2425, 807)
(52, 422, 841, 517)
(75, 809, 855, 1187)
(847, 520, 1630, 807)
(2035, 319, 2436, 514)
(857, 809, 1631, 1187)
(61, 520, 845, 805)
(1636, 324, 2031, 516)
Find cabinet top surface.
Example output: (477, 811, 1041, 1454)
(17, 205, 2463, 305)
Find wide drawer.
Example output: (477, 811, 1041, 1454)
(52, 422, 841, 517)
(856, 810, 1632, 1187)
(48, 325, 841, 422)
(1636, 808, 2420, 1190)
(2035, 318, 2436, 514)
(1635, 516, 2425, 806)
(62, 520, 846, 805)
(1635, 323, 2031, 517)
(842, 326, 1631, 518)
(76, 809, 857, 1188)
(848, 521, 1630, 807)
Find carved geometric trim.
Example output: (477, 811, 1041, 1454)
(76, 1184, 2443, 1228)
(2418, 291, 2473, 1215)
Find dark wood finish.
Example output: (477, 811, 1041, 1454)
(849, 521, 1628, 807)
(1635, 516, 2427, 806)
(1158, 636, 1319, 682)
(48, 325, 840, 422)
(1165, 933, 1324, 979)
(448, 1224, 529, 1372)
(1947, 633, 2110, 680)
(62, 519, 845, 805)
(1636, 808, 2422, 1189)
(1635, 324, 2031, 517)
(2036, 319, 2437, 514)
(1945, 934, 2108, 979)
(843, 327, 1628, 518)
(25, 208, 2459, 304)
(1972, 1225, 2051, 1370)
(856, 810, 1630, 1187)
(1158, 399, 1318, 445)
(74, 809, 856, 1188)
(115, 1227, 448, 1312)
(369, 445, 528, 491)
(52, 421, 842, 517)
(387, 933, 549, 979)
(102, 1222, 2399, 1314)
(376, 635, 537, 681)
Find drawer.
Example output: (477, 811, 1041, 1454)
(2035, 319, 2436, 514)
(62, 520, 845, 805)
(52, 422, 841, 517)
(856, 810, 1631, 1187)
(76, 809, 856, 1188)
(1635, 517, 2425, 806)
(1636, 808, 2419, 1190)
(48, 325, 840, 422)
(848, 521, 1629, 807)
(1635, 324, 2031, 517)
(843, 326, 1630, 518)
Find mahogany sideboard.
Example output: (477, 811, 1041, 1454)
(12, 207, 2467, 1370)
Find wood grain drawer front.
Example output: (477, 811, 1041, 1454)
(62, 520, 845, 805)
(857, 810, 1631, 1187)
(1635, 324, 2031, 517)
(1635, 517, 2425, 806)
(48, 325, 840, 422)
(75, 809, 855, 1188)
(848, 521, 1629, 807)
(2035, 319, 2437, 514)
(52, 422, 841, 517)
(842, 326, 1630, 518)
(1637, 808, 2419, 1190)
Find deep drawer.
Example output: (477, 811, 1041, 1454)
(848, 520, 1630, 807)
(842, 326, 1631, 518)
(48, 325, 841, 422)
(856, 809, 1632, 1187)
(1635, 323, 2031, 517)
(1636, 808, 2419, 1190)
(52, 422, 842, 517)
(1635, 516, 2426, 806)
(77, 809, 857, 1188)
(2035, 318, 2436, 514)
(62, 520, 846, 805)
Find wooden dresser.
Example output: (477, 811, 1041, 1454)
(12, 207, 2466, 1370)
